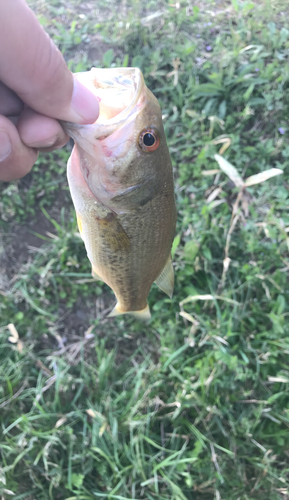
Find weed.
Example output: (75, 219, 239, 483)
(1, 0, 289, 498)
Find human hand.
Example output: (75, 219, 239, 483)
(0, 0, 99, 182)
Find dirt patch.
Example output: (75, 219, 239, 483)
(0, 182, 72, 282)
(87, 39, 111, 63)
(2, 212, 54, 268)
(0, 214, 53, 297)
(56, 293, 115, 341)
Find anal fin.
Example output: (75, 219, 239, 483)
(108, 303, 151, 322)
(154, 256, 174, 298)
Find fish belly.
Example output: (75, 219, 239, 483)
(67, 149, 176, 314)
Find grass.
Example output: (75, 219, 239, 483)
(1, 0, 289, 498)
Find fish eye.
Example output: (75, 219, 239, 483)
(138, 128, 160, 152)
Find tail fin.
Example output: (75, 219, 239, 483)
(108, 303, 151, 322)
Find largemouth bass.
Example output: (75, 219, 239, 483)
(63, 67, 176, 321)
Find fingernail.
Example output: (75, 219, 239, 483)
(0, 130, 12, 161)
(70, 78, 99, 124)
(29, 135, 58, 148)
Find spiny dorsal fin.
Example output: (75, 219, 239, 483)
(154, 256, 174, 298)
(108, 303, 151, 322)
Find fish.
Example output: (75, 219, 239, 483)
(62, 67, 176, 321)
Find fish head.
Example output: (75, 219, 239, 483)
(62, 67, 172, 213)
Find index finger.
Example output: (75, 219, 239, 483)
(0, 0, 99, 124)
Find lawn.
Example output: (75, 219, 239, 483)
(1, 0, 289, 498)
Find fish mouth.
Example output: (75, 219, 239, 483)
(62, 67, 145, 140)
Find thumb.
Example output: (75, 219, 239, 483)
(0, 0, 99, 124)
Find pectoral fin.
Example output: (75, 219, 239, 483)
(76, 212, 83, 239)
(108, 303, 151, 322)
(96, 212, 131, 252)
(92, 268, 104, 281)
(154, 256, 174, 298)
